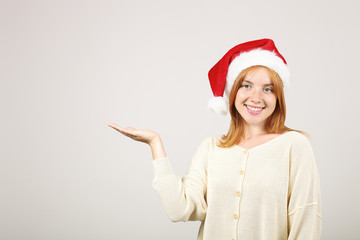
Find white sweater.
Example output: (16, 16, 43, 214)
(152, 131, 322, 240)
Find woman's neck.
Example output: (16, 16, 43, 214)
(243, 124, 267, 139)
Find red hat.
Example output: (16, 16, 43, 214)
(208, 38, 290, 115)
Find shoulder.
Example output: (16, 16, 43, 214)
(284, 131, 311, 146)
(284, 131, 315, 157)
(195, 136, 222, 152)
(199, 136, 221, 147)
(190, 136, 221, 162)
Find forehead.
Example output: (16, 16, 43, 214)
(244, 67, 273, 84)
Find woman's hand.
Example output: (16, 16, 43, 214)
(108, 123, 159, 145)
(108, 123, 167, 160)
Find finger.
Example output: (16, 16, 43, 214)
(116, 127, 137, 137)
(108, 123, 120, 129)
(108, 124, 140, 139)
(108, 124, 128, 134)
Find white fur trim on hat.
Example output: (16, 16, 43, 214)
(224, 49, 290, 99)
(208, 96, 228, 115)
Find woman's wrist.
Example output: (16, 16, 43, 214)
(149, 135, 167, 160)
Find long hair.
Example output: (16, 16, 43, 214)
(218, 65, 303, 148)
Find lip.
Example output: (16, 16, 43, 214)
(244, 104, 264, 115)
(246, 104, 265, 109)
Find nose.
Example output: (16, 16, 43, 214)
(249, 88, 262, 103)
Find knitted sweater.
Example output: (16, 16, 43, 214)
(152, 131, 322, 240)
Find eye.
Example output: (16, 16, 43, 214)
(240, 84, 251, 89)
(264, 87, 274, 93)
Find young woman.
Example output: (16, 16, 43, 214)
(109, 39, 322, 240)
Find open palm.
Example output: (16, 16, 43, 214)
(108, 123, 159, 145)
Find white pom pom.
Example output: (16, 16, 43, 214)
(207, 97, 229, 115)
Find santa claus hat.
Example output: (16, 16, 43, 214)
(208, 38, 290, 115)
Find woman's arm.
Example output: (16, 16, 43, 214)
(108, 123, 208, 222)
(287, 135, 322, 240)
(152, 138, 209, 222)
(108, 123, 166, 160)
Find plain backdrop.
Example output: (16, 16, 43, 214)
(1, 0, 360, 239)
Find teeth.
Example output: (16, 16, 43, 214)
(246, 105, 263, 112)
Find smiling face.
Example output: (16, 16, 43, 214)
(234, 67, 277, 130)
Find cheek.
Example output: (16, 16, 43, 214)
(235, 91, 245, 107)
(234, 91, 244, 111)
(235, 90, 247, 102)
(265, 95, 277, 109)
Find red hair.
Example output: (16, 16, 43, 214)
(218, 66, 303, 148)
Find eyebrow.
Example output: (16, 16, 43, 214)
(243, 80, 274, 87)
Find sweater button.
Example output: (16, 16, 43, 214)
(239, 170, 244, 175)
(235, 191, 241, 197)
(233, 213, 238, 219)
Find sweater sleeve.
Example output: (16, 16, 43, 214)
(287, 134, 322, 240)
(152, 138, 210, 222)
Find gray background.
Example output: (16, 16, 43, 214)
(1, 0, 359, 239)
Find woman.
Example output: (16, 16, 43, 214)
(109, 39, 322, 240)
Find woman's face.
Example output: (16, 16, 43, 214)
(234, 67, 277, 129)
